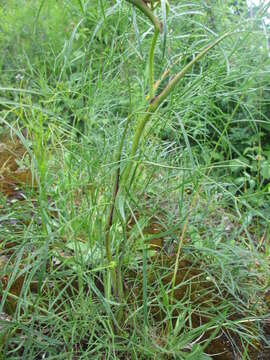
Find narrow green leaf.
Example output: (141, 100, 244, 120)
(175, 112, 196, 168)
(160, 0, 168, 58)
(77, 0, 85, 14)
(34, 0, 46, 31)
(99, 0, 106, 20)
(132, 7, 143, 58)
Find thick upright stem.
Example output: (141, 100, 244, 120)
(105, 1, 162, 299)
(104, 115, 133, 299)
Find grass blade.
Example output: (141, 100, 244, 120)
(160, 0, 168, 58)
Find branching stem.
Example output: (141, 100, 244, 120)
(121, 32, 232, 187)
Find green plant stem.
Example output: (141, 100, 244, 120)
(126, 0, 162, 32)
(104, 115, 133, 299)
(121, 31, 232, 187)
(106, 32, 232, 298)
(149, 28, 159, 100)
(105, 0, 162, 302)
(104, 173, 119, 298)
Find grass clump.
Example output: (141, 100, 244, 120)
(0, 0, 270, 359)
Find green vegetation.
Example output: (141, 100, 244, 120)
(0, 0, 270, 358)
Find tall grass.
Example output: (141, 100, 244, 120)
(0, 0, 270, 358)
